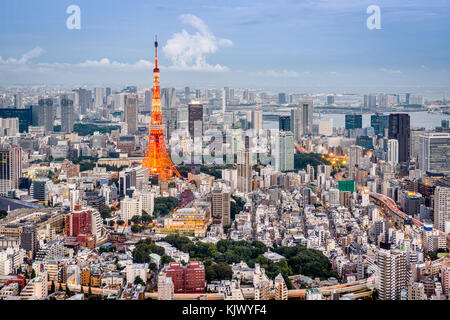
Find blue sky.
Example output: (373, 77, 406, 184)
(0, 0, 449, 93)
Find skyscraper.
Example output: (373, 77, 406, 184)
(434, 187, 449, 233)
(388, 114, 410, 163)
(418, 133, 450, 175)
(188, 103, 203, 139)
(345, 114, 363, 130)
(33, 98, 54, 133)
(363, 94, 377, 110)
(279, 131, 294, 171)
(184, 87, 190, 101)
(144, 90, 152, 112)
(371, 113, 389, 136)
(77, 88, 92, 115)
(0, 144, 22, 196)
(161, 88, 176, 108)
(94, 87, 104, 108)
(20, 225, 39, 259)
(251, 108, 263, 133)
(237, 136, 252, 193)
(61, 97, 75, 133)
(278, 93, 287, 104)
(327, 95, 335, 105)
(211, 186, 231, 226)
(279, 115, 291, 132)
(349, 145, 363, 180)
(291, 99, 313, 140)
(377, 248, 407, 300)
(387, 139, 399, 167)
(124, 94, 138, 135)
(0, 107, 32, 133)
(14, 93, 23, 109)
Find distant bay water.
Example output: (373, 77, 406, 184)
(263, 111, 449, 130)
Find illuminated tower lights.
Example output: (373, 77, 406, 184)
(142, 36, 181, 181)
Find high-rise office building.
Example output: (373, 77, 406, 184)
(279, 115, 291, 132)
(387, 139, 399, 167)
(345, 114, 363, 130)
(30, 179, 49, 202)
(279, 131, 294, 171)
(184, 87, 190, 101)
(0, 108, 32, 133)
(144, 90, 152, 112)
(364, 94, 377, 110)
(291, 99, 313, 140)
(161, 88, 176, 108)
(0, 144, 22, 196)
(211, 186, 231, 226)
(388, 114, 410, 163)
(61, 97, 75, 133)
(371, 113, 389, 136)
(405, 93, 411, 105)
(327, 95, 335, 105)
(434, 187, 449, 233)
(124, 94, 138, 135)
(237, 136, 252, 193)
(20, 225, 39, 259)
(251, 109, 263, 133)
(118, 166, 149, 197)
(278, 93, 287, 104)
(33, 98, 54, 133)
(0, 118, 19, 137)
(418, 133, 450, 175)
(14, 93, 23, 109)
(349, 145, 363, 180)
(94, 87, 104, 108)
(77, 88, 92, 115)
(377, 248, 407, 300)
(188, 103, 203, 139)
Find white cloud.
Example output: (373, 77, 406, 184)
(163, 14, 233, 72)
(379, 68, 402, 74)
(0, 47, 45, 65)
(252, 69, 309, 78)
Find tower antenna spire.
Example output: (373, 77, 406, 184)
(154, 34, 158, 69)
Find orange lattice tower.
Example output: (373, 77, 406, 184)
(142, 36, 181, 181)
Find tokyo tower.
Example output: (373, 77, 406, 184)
(142, 36, 181, 181)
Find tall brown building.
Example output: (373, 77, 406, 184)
(188, 103, 203, 139)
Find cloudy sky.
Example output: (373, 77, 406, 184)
(0, 0, 449, 93)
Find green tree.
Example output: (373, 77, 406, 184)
(65, 283, 72, 297)
(131, 215, 142, 224)
(30, 269, 36, 279)
(117, 220, 125, 226)
(50, 280, 55, 294)
(58, 282, 63, 291)
(134, 276, 146, 286)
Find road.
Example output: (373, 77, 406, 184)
(369, 192, 450, 245)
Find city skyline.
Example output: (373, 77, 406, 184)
(0, 0, 449, 92)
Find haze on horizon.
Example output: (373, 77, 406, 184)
(0, 0, 449, 95)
